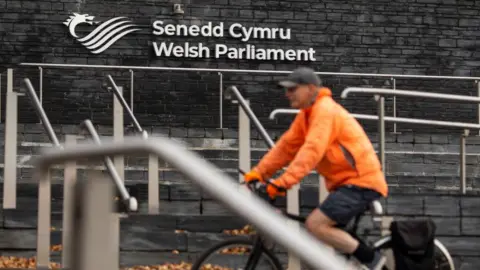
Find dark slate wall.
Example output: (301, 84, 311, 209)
(1, 0, 480, 132)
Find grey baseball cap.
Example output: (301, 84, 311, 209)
(278, 67, 322, 88)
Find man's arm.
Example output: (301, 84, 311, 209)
(275, 105, 335, 188)
(253, 114, 305, 180)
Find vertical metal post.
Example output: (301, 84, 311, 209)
(391, 77, 398, 134)
(39, 67, 43, 105)
(38, 67, 43, 125)
(62, 135, 77, 268)
(218, 72, 224, 129)
(317, 174, 332, 257)
(70, 171, 117, 270)
(477, 81, 480, 136)
(113, 86, 125, 180)
(238, 100, 250, 183)
(287, 184, 301, 270)
(376, 95, 386, 173)
(3, 68, 17, 209)
(148, 154, 159, 214)
(381, 216, 395, 269)
(36, 168, 51, 268)
(0, 73, 2, 123)
(129, 70, 134, 112)
(112, 86, 123, 266)
(460, 129, 469, 194)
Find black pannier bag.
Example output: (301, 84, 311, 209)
(390, 219, 437, 270)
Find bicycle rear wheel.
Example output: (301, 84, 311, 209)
(374, 236, 455, 270)
(191, 237, 283, 270)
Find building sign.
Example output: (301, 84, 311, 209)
(63, 13, 317, 61)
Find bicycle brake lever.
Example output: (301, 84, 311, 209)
(265, 179, 287, 192)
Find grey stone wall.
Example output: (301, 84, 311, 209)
(0, 123, 479, 268)
(1, 0, 480, 132)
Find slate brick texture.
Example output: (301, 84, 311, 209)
(0, 0, 480, 133)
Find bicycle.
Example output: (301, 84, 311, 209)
(191, 170, 455, 270)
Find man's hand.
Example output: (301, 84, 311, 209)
(244, 170, 264, 184)
(266, 179, 287, 199)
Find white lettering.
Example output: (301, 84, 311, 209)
(279, 28, 290, 40)
(153, 42, 173, 56)
(227, 24, 292, 42)
(189, 25, 200, 36)
(153, 42, 210, 58)
(173, 45, 184, 57)
(285, 49, 296, 61)
(228, 23, 242, 39)
(215, 44, 228, 58)
(240, 27, 253, 42)
(307, 48, 316, 61)
(152, 21, 224, 37)
(212, 44, 316, 61)
(164, 24, 176, 35)
(152, 20, 164, 35)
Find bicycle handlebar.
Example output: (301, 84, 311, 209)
(238, 168, 286, 203)
(238, 168, 306, 223)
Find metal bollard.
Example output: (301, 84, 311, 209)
(112, 86, 124, 266)
(36, 167, 52, 268)
(61, 134, 78, 268)
(238, 99, 251, 183)
(113, 86, 125, 180)
(375, 95, 386, 173)
(460, 129, 469, 194)
(287, 183, 301, 270)
(148, 152, 160, 214)
(70, 170, 117, 270)
(3, 68, 19, 209)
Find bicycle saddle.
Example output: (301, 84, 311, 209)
(369, 200, 383, 216)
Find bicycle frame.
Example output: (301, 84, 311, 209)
(241, 210, 307, 270)
(239, 169, 455, 270)
(242, 181, 380, 268)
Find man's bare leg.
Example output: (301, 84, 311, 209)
(305, 208, 359, 253)
(305, 207, 386, 270)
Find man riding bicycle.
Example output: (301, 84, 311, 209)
(244, 67, 389, 270)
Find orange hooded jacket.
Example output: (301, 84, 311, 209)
(253, 87, 388, 197)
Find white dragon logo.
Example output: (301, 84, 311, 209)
(63, 13, 140, 54)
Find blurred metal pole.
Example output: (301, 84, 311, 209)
(70, 171, 117, 270)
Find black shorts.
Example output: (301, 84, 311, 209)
(318, 184, 382, 228)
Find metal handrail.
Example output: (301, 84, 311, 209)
(18, 62, 480, 80)
(24, 78, 61, 147)
(106, 75, 148, 139)
(269, 109, 300, 120)
(225, 86, 275, 148)
(270, 109, 480, 129)
(79, 119, 137, 211)
(33, 137, 356, 270)
(341, 87, 480, 102)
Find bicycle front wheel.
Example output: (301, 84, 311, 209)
(191, 237, 283, 270)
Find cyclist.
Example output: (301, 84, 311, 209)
(244, 67, 389, 270)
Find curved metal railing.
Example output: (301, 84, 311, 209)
(33, 137, 356, 270)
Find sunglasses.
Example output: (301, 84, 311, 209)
(286, 87, 298, 93)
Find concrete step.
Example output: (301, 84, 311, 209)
(0, 196, 479, 266)
(1, 123, 462, 141)
(3, 191, 479, 218)
(9, 137, 480, 153)
(1, 175, 478, 207)
(0, 192, 478, 268)
(11, 142, 480, 164)
(3, 161, 480, 187)
(4, 123, 477, 145)
(8, 141, 480, 176)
